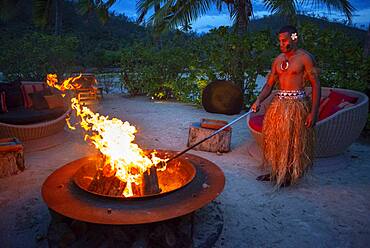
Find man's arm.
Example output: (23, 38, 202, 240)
(251, 59, 278, 112)
(303, 54, 321, 127)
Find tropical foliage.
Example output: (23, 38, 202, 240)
(119, 22, 368, 104)
(0, 1, 368, 105)
(0, 32, 78, 80)
(301, 23, 368, 91)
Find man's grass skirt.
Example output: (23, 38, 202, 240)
(262, 97, 314, 187)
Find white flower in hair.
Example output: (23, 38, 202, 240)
(291, 33, 298, 40)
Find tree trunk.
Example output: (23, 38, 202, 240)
(235, 0, 251, 36)
(234, 0, 252, 104)
(54, 0, 62, 36)
(153, 3, 162, 49)
(364, 24, 370, 57)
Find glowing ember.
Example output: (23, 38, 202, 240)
(46, 74, 167, 197)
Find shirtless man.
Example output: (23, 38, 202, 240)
(251, 25, 321, 187)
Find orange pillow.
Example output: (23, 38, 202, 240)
(44, 95, 65, 109)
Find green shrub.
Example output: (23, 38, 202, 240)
(0, 32, 78, 80)
(300, 22, 368, 91)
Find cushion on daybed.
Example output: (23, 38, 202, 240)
(0, 80, 24, 108)
(44, 95, 65, 109)
(28, 90, 53, 110)
(20, 81, 48, 108)
(0, 107, 67, 125)
(0, 91, 8, 113)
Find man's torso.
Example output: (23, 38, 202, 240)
(274, 49, 310, 90)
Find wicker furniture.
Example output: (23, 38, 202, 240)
(0, 108, 70, 141)
(247, 87, 369, 157)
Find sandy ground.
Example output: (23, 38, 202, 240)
(0, 94, 370, 248)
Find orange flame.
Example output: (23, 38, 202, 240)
(47, 74, 83, 91)
(47, 74, 166, 197)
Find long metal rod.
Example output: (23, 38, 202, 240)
(167, 110, 252, 163)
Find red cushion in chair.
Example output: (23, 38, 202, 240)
(319, 90, 358, 120)
(326, 90, 358, 105)
(249, 115, 264, 133)
(318, 103, 341, 121)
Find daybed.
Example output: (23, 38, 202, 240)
(0, 80, 70, 141)
(247, 87, 369, 157)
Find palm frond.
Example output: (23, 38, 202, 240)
(77, 0, 117, 23)
(76, 0, 95, 16)
(264, 0, 355, 23)
(32, 0, 51, 27)
(0, 0, 23, 21)
(152, 0, 217, 32)
(301, 0, 355, 22)
(263, 0, 297, 17)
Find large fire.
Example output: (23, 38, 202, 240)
(47, 74, 167, 197)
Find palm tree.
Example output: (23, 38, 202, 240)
(0, 0, 115, 35)
(135, 0, 355, 35)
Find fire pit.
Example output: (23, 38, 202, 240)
(42, 150, 224, 224)
(42, 150, 225, 247)
(73, 151, 196, 199)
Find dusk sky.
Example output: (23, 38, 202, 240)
(110, 0, 370, 33)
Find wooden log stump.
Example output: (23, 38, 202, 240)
(187, 121, 232, 153)
(0, 137, 25, 178)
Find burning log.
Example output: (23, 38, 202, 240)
(88, 167, 125, 196)
(87, 164, 160, 197)
(141, 166, 161, 195)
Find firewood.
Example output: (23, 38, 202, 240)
(131, 182, 142, 197)
(141, 166, 161, 195)
(87, 164, 161, 197)
(88, 169, 115, 195)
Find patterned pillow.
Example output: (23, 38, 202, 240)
(28, 91, 50, 110)
(44, 95, 65, 109)
(20, 82, 47, 108)
(0, 91, 8, 113)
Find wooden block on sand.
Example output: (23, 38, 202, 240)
(187, 122, 231, 153)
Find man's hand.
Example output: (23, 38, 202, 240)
(251, 99, 261, 112)
(305, 112, 317, 128)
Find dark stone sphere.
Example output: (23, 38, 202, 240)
(202, 80, 243, 115)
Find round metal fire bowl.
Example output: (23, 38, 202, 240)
(73, 152, 196, 199)
(42, 150, 225, 225)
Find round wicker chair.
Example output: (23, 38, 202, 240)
(247, 87, 369, 157)
(0, 109, 71, 141)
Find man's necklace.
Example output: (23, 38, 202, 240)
(280, 57, 289, 71)
(280, 51, 298, 71)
